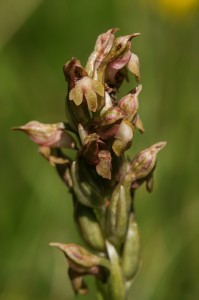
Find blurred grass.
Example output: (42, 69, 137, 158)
(1, 0, 199, 299)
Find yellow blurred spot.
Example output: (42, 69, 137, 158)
(155, 0, 199, 16)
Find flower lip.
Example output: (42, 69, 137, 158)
(69, 77, 104, 112)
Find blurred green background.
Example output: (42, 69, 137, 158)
(1, 0, 199, 299)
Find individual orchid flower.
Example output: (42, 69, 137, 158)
(63, 58, 104, 112)
(69, 76, 104, 112)
(50, 242, 109, 295)
(129, 142, 167, 193)
(92, 33, 140, 88)
(106, 49, 132, 86)
(118, 84, 144, 132)
(107, 33, 140, 65)
(81, 133, 112, 179)
(125, 141, 167, 184)
(85, 28, 118, 78)
(105, 33, 140, 87)
(63, 58, 91, 130)
(13, 121, 76, 165)
(118, 85, 142, 122)
(13, 121, 76, 149)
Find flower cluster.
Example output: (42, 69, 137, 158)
(14, 29, 166, 299)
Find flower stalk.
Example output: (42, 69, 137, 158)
(14, 28, 166, 299)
